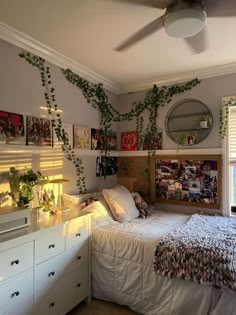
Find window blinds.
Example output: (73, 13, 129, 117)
(229, 106, 236, 163)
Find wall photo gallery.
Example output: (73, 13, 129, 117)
(153, 155, 222, 208)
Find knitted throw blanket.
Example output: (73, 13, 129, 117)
(154, 214, 236, 293)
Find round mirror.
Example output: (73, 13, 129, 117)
(165, 99, 213, 148)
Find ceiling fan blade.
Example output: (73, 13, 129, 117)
(207, 0, 236, 17)
(114, 16, 164, 51)
(184, 27, 208, 54)
(109, 0, 175, 9)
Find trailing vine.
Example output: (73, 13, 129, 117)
(19, 52, 87, 193)
(19, 50, 200, 192)
(220, 97, 236, 139)
(63, 68, 200, 157)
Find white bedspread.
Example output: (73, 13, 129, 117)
(91, 210, 236, 315)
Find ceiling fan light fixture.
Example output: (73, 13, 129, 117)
(164, 7, 206, 38)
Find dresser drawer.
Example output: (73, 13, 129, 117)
(34, 252, 66, 294)
(35, 285, 62, 315)
(0, 241, 34, 283)
(35, 224, 65, 264)
(0, 270, 33, 314)
(5, 299, 34, 315)
(63, 241, 89, 275)
(57, 263, 89, 311)
(65, 218, 89, 250)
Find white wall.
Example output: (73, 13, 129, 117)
(118, 74, 236, 149)
(0, 39, 118, 194)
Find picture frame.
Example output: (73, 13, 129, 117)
(0, 110, 25, 145)
(121, 131, 138, 151)
(26, 115, 52, 146)
(52, 122, 73, 148)
(73, 126, 90, 149)
(150, 155, 222, 209)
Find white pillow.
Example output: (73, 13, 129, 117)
(82, 199, 114, 229)
(103, 185, 139, 223)
(62, 192, 102, 210)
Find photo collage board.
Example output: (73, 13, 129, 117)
(152, 155, 222, 209)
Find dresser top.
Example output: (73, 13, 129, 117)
(0, 208, 91, 244)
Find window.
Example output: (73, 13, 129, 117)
(228, 105, 236, 215)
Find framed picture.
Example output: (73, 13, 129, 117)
(96, 156, 118, 177)
(73, 126, 90, 149)
(52, 122, 73, 148)
(0, 110, 25, 145)
(91, 128, 104, 150)
(142, 129, 162, 150)
(26, 116, 52, 146)
(106, 130, 117, 150)
(121, 131, 138, 151)
(151, 155, 222, 209)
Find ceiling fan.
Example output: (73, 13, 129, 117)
(114, 0, 236, 53)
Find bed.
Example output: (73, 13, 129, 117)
(63, 186, 236, 315)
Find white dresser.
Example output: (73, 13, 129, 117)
(0, 210, 91, 315)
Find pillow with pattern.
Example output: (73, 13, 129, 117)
(132, 192, 152, 219)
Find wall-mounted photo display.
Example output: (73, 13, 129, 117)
(26, 116, 52, 146)
(0, 110, 25, 145)
(151, 155, 222, 209)
(106, 130, 117, 150)
(91, 128, 104, 150)
(73, 125, 90, 149)
(142, 129, 163, 150)
(52, 122, 73, 148)
(96, 156, 118, 177)
(121, 131, 138, 151)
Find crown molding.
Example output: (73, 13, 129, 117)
(0, 21, 120, 95)
(119, 62, 236, 94)
(1, 21, 236, 95)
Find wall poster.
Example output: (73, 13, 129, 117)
(73, 126, 90, 149)
(0, 110, 25, 144)
(151, 155, 222, 209)
(26, 116, 52, 146)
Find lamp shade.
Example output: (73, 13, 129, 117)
(164, 8, 206, 38)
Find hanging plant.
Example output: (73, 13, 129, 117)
(63, 68, 200, 157)
(219, 97, 236, 139)
(19, 50, 200, 190)
(19, 52, 87, 193)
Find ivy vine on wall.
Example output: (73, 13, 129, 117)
(19, 50, 200, 193)
(219, 97, 236, 139)
(19, 52, 87, 193)
(63, 68, 200, 155)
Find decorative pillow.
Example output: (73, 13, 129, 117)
(82, 199, 114, 229)
(103, 185, 139, 223)
(132, 192, 152, 219)
(62, 192, 102, 211)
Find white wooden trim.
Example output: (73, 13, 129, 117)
(1, 21, 236, 95)
(222, 136, 230, 216)
(0, 21, 120, 95)
(121, 63, 236, 94)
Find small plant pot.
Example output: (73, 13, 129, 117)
(200, 120, 208, 128)
(187, 136, 194, 145)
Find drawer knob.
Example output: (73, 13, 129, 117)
(49, 302, 55, 308)
(77, 283, 81, 287)
(48, 244, 55, 249)
(11, 259, 20, 265)
(48, 271, 55, 277)
(11, 291, 20, 298)
(77, 256, 81, 260)
(76, 233, 81, 237)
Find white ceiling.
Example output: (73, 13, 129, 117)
(1, 0, 236, 94)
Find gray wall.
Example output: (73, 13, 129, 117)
(0, 39, 118, 194)
(118, 74, 236, 149)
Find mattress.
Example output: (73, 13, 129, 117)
(91, 210, 236, 315)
